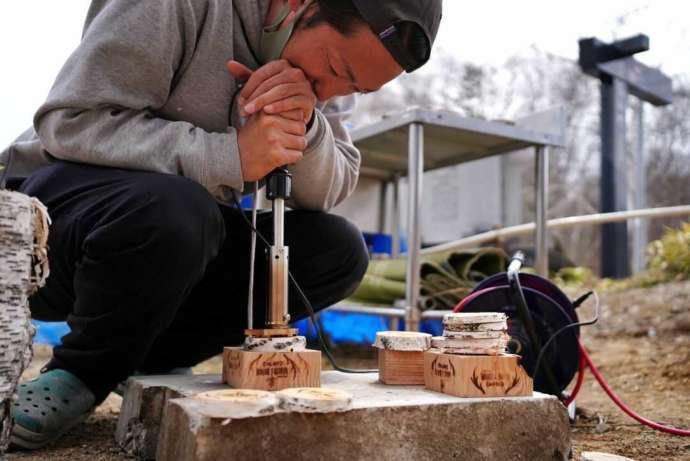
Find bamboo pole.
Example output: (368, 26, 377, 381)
(421, 205, 690, 256)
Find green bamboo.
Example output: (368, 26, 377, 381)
(351, 247, 509, 308)
(350, 274, 406, 304)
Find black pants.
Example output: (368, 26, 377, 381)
(12, 161, 368, 402)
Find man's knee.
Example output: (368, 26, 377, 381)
(109, 173, 226, 266)
(22, 162, 226, 272)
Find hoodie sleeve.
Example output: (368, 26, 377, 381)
(287, 95, 361, 211)
(33, 0, 244, 198)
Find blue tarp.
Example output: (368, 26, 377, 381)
(294, 312, 442, 345)
(32, 320, 70, 346)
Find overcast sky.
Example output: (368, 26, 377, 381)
(1, 0, 688, 147)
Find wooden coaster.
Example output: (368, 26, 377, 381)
(431, 336, 509, 356)
(192, 389, 279, 418)
(276, 388, 353, 413)
(442, 330, 509, 339)
(373, 331, 432, 351)
(242, 336, 306, 352)
(424, 349, 532, 398)
(223, 347, 321, 391)
(443, 312, 507, 331)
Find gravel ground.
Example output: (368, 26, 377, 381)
(6, 280, 690, 460)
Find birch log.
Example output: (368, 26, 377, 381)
(0, 190, 50, 454)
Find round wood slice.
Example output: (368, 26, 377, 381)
(431, 336, 508, 355)
(443, 312, 507, 328)
(442, 333, 508, 346)
(438, 347, 507, 356)
(443, 330, 508, 339)
(276, 388, 353, 413)
(373, 331, 431, 351)
(443, 321, 507, 332)
(242, 335, 307, 352)
(193, 389, 279, 418)
(431, 336, 447, 349)
(581, 452, 636, 461)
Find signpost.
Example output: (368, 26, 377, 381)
(579, 34, 672, 278)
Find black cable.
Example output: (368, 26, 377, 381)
(532, 290, 599, 390)
(507, 253, 564, 398)
(230, 190, 376, 374)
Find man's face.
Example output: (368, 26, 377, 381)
(282, 19, 403, 102)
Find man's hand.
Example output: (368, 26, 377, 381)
(227, 60, 317, 124)
(237, 111, 307, 182)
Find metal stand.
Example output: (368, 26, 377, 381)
(349, 109, 566, 331)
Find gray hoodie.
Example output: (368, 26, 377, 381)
(1, 0, 360, 210)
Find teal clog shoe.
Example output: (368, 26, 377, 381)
(10, 369, 96, 449)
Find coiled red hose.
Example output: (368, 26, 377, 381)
(576, 342, 690, 436)
(563, 354, 584, 407)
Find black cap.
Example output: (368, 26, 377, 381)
(351, 0, 442, 72)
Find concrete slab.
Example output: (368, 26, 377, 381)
(115, 374, 225, 459)
(117, 372, 570, 461)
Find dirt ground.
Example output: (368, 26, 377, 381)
(6, 280, 690, 461)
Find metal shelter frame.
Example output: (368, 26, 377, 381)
(334, 108, 566, 331)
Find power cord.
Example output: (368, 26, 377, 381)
(532, 290, 599, 390)
(230, 190, 376, 373)
(502, 262, 690, 436)
(507, 252, 566, 398)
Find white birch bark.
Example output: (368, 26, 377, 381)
(0, 190, 50, 453)
(276, 388, 353, 413)
(373, 331, 432, 351)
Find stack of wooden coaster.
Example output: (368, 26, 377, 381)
(374, 331, 431, 385)
(431, 312, 509, 355)
(424, 312, 533, 398)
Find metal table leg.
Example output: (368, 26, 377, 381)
(391, 174, 401, 257)
(535, 146, 549, 276)
(405, 123, 424, 331)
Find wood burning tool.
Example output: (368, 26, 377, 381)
(223, 168, 322, 391)
(244, 167, 299, 339)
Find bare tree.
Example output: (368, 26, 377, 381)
(351, 49, 690, 273)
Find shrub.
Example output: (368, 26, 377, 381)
(647, 221, 690, 280)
